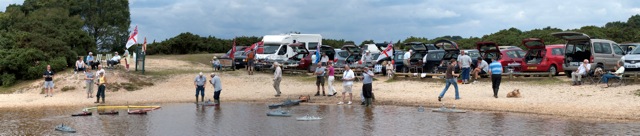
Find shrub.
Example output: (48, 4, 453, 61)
(60, 86, 75, 92)
(0, 73, 16, 86)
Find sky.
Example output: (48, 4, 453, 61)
(2, 0, 640, 44)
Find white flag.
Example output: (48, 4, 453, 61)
(125, 25, 138, 49)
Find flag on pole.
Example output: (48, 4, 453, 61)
(377, 42, 394, 62)
(244, 41, 263, 53)
(125, 25, 138, 49)
(230, 38, 236, 59)
(314, 44, 321, 63)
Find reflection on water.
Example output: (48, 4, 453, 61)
(1, 103, 640, 135)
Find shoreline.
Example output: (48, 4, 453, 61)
(2, 56, 640, 122)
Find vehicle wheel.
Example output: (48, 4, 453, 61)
(565, 70, 571, 78)
(548, 65, 557, 76)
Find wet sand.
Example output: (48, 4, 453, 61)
(2, 57, 640, 121)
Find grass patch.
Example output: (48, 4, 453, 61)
(61, 86, 75, 92)
(384, 78, 396, 83)
(120, 83, 141, 91)
(634, 89, 640, 97)
(511, 77, 566, 85)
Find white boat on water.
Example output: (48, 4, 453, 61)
(296, 114, 322, 121)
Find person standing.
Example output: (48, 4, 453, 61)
(488, 57, 503, 98)
(273, 62, 282, 97)
(314, 63, 326, 96)
(123, 49, 130, 72)
(472, 57, 489, 83)
(437, 59, 460, 101)
(95, 72, 106, 103)
(43, 65, 55, 97)
(457, 51, 472, 84)
(339, 65, 355, 105)
(84, 67, 95, 99)
(571, 59, 591, 86)
(327, 61, 337, 96)
(246, 49, 256, 75)
(362, 67, 375, 107)
(210, 73, 223, 105)
(362, 50, 373, 67)
(403, 50, 412, 72)
(96, 65, 106, 76)
(194, 72, 207, 102)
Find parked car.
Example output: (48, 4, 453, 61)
(221, 46, 247, 58)
(422, 49, 445, 73)
(393, 50, 405, 72)
(520, 38, 566, 76)
(307, 45, 336, 72)
(622, 47, 640, 71)
(233, 51, 247, 69)
(435, 40, 461, 73)
(552, 32, 624, 76)
(405, 42, 432, 72)
(477, 41, 527, 72)
(283, 43, 311, 70)
(619, 43, 640, 54)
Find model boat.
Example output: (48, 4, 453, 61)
(199, 100, 219, 106)
(296, 114, 322, 121)
(431, 104, 466, 113)
(98, 110, 119, 115)
(266, 109, 291, 117)
(71, 111, 92, 116)
(127, 109, 148, 114)
(55, 124, 76, 133)
(268, 99, 301, 109)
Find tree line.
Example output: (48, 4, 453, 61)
(0, 0, 130, 86)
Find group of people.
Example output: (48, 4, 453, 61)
(194, 72, 223, 104)
(44, 50, 131, 104)
(570, 58, 626, 88)
(437, 56, 504, 101)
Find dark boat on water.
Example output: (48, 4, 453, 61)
(266, 109, 292, 117)
(268, 99, 301, 109)
(71, 112, 92, 117)
(98, 110, 119, 115)
(55, 124, 76, 133)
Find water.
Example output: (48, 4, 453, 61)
(1, 103, 639, 135)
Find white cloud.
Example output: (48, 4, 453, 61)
(0, 0, 22, 12)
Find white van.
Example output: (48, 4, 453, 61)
(258, 34, 322, 61)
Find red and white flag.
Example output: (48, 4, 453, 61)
(125, 25, 138, 49)
(230, 38, 236, 59)
(244, 41, 263, 53)
(377, 42, 394, 62)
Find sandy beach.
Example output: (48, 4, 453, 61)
(2, 54, 640, 121)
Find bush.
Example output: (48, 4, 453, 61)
(0, 73, 16, 86)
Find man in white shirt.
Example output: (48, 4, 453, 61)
(457, 51, 472, 84)
(571, 59, 591, 86)
(320, 53, 329, 66)
(403, 50, 412, 72)
(339, 65, 355, 105)
(273, 62, 282, 97)
(107, 52, 122, 68)
(362, 50, 373, 67)
(472, 57, 489, 82)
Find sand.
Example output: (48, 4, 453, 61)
(2, 57, 640, 121)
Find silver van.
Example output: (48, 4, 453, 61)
(552, 32, 624, 76)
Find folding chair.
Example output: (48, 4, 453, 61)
(585, 68, 604, 85)
(96, 54, 103, 63)
(104, 54, 112, 64)
(607, 74, 625, 87)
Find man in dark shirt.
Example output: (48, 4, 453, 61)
(438, 59, 460, 101)
(43, 65, 55, 97)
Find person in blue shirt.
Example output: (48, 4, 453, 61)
(488, 57, 503, 98)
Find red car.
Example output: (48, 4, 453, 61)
(477, 42, 527, 72)
(521, 38, 565, 76)
(286, 43, 312, 70)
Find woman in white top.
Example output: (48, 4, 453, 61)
(75, 56, 86, 74)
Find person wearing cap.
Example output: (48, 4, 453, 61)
(314, 63, 326, 96)
(107, 52, 121, 68)
(194, 72, 207, 102)
(212, 56, 221, 71)
(209, 73, 222, 104)
(86, 52, 96, 69)
(273, 62, 282, 97)
(472, 57, 489, 83)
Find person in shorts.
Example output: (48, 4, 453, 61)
(472, 57, 489, 82)
(84, 67, 95, 98)
(314, 63, 326, 96)
(339, 65, 355, 105)
(246, 49, 256, 75)
(43, 65, 55, 97)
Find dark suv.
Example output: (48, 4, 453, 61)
(435, 40, 461, 73)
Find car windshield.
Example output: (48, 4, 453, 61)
(394, 54, 404, 61)
(633, 48, 640, 54)
(427, 52, 445, 60)
(263, 44, 280, 54)
(468, 51, 480, 58)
